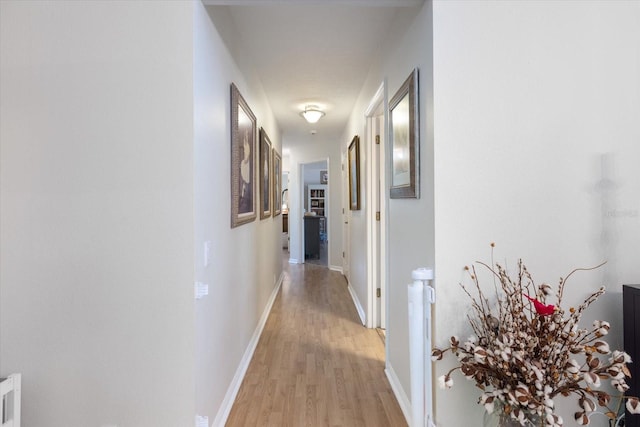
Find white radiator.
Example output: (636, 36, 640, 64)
(0, 374, 21, 427)
(408, 268, 435, 427)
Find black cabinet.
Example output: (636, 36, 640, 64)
(304, 216, 322, 259)
(624, 285, 640, 426)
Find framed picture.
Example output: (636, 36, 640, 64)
(273, 149, 282, 217)
(348, 135, 360, 210)
(389, 68, 419, 199)
(259, 128, 272, 219)
(230, 83, 257, 228)
(320, 170, 328, 184)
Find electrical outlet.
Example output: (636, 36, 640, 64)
(195, 282, 209, 300)
(195, 415, 209, 427)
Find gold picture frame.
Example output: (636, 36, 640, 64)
(349, 135, 360, 210)
(230, 83, 257, 228)
(273, 149, 282, 217)
(259, 128, 272, 220)
(390, 68, 419, 199)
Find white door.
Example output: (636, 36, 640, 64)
(374, 115, 384, 328)
(364, 83, 387, 330)
(342, 150, 350, 281)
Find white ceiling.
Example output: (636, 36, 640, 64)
(203, 0, 424, 141)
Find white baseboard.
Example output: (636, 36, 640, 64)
(329, 264, 343, 273)
(288, 258, 300, 264)
(347, 282, 366, 325)
(385, 364, 412, 427)
(212, 272, 284, 427)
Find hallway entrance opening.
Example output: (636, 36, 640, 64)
(301, 159, 329, 267)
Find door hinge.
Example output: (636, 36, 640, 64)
(376, 288, 381, 298)
(342, 251, 345, 258)
(376, 211, 380, 221)
(375, 135, 380, 145)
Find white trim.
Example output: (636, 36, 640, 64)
(347, 282, 366, 325)
(365, 81, 387, 330)
(365, 82, 385, 116)
(212, 273, 284, 427)
(341, 149, 351, 282)
(329, 265, 343, 273)
(288, 258, 300, 264)
(385, 364, 412, 427)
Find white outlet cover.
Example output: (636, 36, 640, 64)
(195, 282, 209, 300)
(195, 415, 209, 427)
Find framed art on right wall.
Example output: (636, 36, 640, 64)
(348, 135, 360, 210)
(389, 68, 419, 199)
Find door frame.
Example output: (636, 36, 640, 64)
(299, 158, 330, 266)
(364, 82, 388, 330)
(341, 150, 350, 280)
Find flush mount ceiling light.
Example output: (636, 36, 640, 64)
(300, 105, 325, 124)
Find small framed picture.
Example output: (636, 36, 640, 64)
(320, 170, 328, 184)
(259, 128, 272, 220)
(348, 135, 360, 210)
(390, 68, 419, 199)
(273, 149, 282, 217)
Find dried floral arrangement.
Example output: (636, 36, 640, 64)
(432, 247, 640, 426)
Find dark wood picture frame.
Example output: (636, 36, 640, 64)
(389, 68, 419, 199)
(259, 128, 272, 220)
(348, 135, 361, 210)
(273, 149, 282, 217)
(230, 83, 257, 228)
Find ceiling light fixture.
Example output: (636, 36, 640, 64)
(300, 105, 325, 124)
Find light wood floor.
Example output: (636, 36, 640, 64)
(225, 259, 408, 427)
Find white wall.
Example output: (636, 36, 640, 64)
(0, 1, 196, 425)
(0, 2, 283, 426)
(380, 5, 435, 404)
(341, 1, 434, 414)
(194, 3, 282, 423)
(303, 162, 326, 187)
(285, 135, 343, 270)
(342, 131, 368, 318)
(303, 161, 326, 211)
(432, 1, 640, 425)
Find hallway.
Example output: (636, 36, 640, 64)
(225, 259, 407, 427)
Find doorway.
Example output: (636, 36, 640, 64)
(341, 150, 350, 282)
(301, 159, 329, 267)
(366, 83, 387, 330)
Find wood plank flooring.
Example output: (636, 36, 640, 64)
(225, 260, 407, 427)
